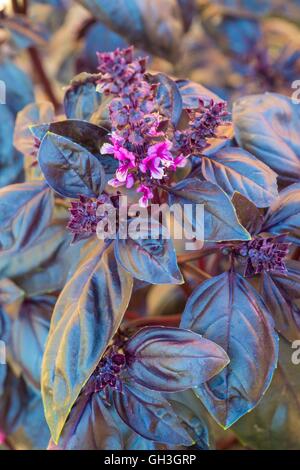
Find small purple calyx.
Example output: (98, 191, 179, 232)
(241, 235, 290, 277)
(173, 99, 228, 156)
(67, 195, 102, 237)
(93, 349, 127, 398)
(67, 194, 119, 242)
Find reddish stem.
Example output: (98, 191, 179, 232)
(125, 314, 181, 330)
(27, 47, 60, 112)
(217, 436, 238, 450)
(11, 0, 60, 111)
(181, 262, 211, 281)
(177, 247, 219, 264)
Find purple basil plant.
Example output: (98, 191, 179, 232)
(1, 44, 300, 451)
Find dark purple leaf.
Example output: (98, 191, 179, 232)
(176, 79, 223, 108)
(0, 367, 29, 435)
(202, 122, 234, 158)
(213, 1, 271, 15)
(12, 231, 84, 298)
(0, 222, 68, 280)
(64, 72, 102, 121)
(177, 0, 196, 31)
(9, 297, 53, 390)
(260, 272, 300, 343)
(270, 260, 300, 300)
(48, 393, 123, 450)
(0, 106, 24, 187)
(168, 390, 212, 450)
(41, 243, 133, 443)
(125, 326, 229, 392)
(76, 0, 184, 62)
(262, 183, 300, 245)
(202, 147, 278, 208)
(233, 93, 300, 184)
(146, 72, 183, 127)
(181, 272, 278, 428)
(124, 432, 171, 450)
(34, 119, 116, 182)
(0, 369, 49, 450)
(0, 16, 48, 49)
(14, 102, 55, 157)
(113, 382, 193, 445)
(30, 124, 50, 142)
(168, 178, 251, 242)
(0, 182, 54, 254)
(38, 132, 105, 198)
(202, 9, 261, 57)
(48, 120, 108, 155)
(0, 306, 9, 394)
(0, 61, 34, 115)
(233, 336, 300, 450)
(81, 22, 128, 72)
(0, 279, 24, 318)
(232, 192, 264, 235)
(115, 219, 183, 285)
(0, 363, 6, 397)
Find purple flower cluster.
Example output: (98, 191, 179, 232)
(173, 99, 228, 156)
(238, 235, 290, 277)
(96, 47, 146, 96)
(67, 194, 117, 242)
(67, 195, 101, 238)
(97, 47, 190, 207)
(90, 347, 127, 400)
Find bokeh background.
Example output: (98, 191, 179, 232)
(0, 0, 300, 450)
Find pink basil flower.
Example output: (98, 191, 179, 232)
(139, 155, 164, 179)
(136, 184, 154, 207)
(100, 133, 125, 156)
(108, 173, 135, 189)
(148, 140, 173, 162)
(165, 154, 187, 171)
(139, 140, 173, 179)
(115, 147, 136, 184)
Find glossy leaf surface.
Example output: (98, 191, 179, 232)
(263, 183, 300, 244)
(202, 147, 278, 208)
(113, 382, 193, 445)
(115, 219, 183, 285)
(42, 243, 133, 443)
(233, 93, 300, 184)
(169, 178, 251, 242)
(38, 132, 105, 198)
(181, 272, 278, 428)
(233, 336, 300, 450)
(125, 326, 229, 392)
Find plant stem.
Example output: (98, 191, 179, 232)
(124, 314, 181, 331)
(217, 436, 238, 450)
(181, 261, 211, 281)
(178, 247, 218, 264)
(11, 0, 60, 112)
(27, 47, 60, 112)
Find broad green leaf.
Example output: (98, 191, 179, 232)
(233, 336, 300, 450)
(42, 243, 133, 443)
(202, 147, 278, 208)
(168, 178, 251, 242)
(38, 132, 105, 198)
(233, 93, 300, 184)
(181, 272, 278, 428)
